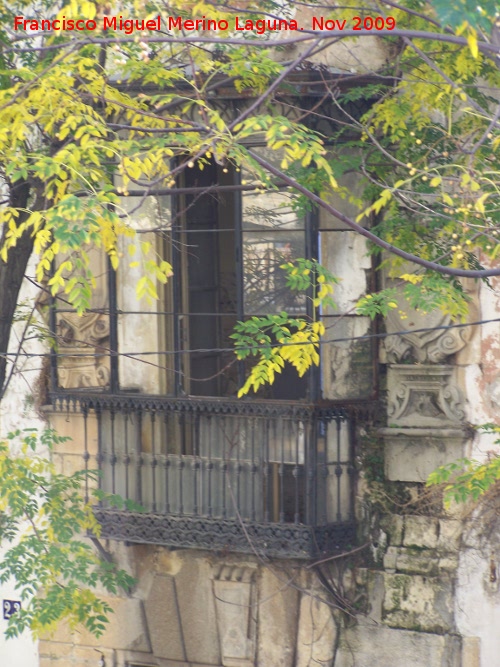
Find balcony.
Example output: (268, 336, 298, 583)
(50, 393, 357, 559)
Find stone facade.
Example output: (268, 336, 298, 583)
(38, 546, 338, 667)
(36, 197, 500, 667)
(37, 248, 497, 667)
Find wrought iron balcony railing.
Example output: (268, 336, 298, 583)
(50, 393, 357, 559)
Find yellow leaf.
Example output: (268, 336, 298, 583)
(474, 193, 490, 214)
(400, 273, 423, 284)
(467, 32, 479, 59)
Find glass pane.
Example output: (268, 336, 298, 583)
(243, 231, 306, 315)
(243, 189, 305, 231)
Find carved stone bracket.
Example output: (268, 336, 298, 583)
(384, 306, 474, 362)
(387, 365, 465, 428)
(212, 564, 257, 667)
(382, 271, 478, 363)
(382, 364, 467, 482)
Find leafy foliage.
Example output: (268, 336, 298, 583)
(427, 425, 500, 506)
(429, 0, 498, 31)
(0, 429, 135, 639)
(231, 259, 336, 396)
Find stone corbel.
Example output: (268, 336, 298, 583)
(212, 564, 257, 667)
(379, 268, 476, 482)
(387, 365, 465, 428)
(381, 365, 467, 482)
(382, 271, 478, 364)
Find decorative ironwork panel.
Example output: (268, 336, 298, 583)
(95, 509, 356, 559)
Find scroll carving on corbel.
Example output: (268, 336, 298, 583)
(384, 308, 473, 363)
(212, 564, 257, 667)
(56, 312, 110, 389)
(383, 271, 478, 363)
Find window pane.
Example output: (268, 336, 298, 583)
(243, 189, 305, 231)
(243, 231, 306, 315)
(242, 190, 306, 315)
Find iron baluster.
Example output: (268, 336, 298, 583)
(207, 415, 213, 517)
(236, 417, 241, 515)
(336, 417, 343, 523)
(263, 419, 270, 523)
(96, 404, 103, 504)
(279, 418, 285, 524)
(347, 417, 356, 522)
(136, 409, 143, 506)
(83, 406, 89, 504)
(293, 420, 301, 524)
(123, 411, 130, 502)
(151, 411, 157, 513)
(250, 417, 256, 521)
(110, 407, 116, 495)
(164, 411, 170, 513)
(306, 416, 315, 525)
(193, 413, 200, 515)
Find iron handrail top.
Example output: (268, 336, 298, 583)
(48, 391, 375, 418)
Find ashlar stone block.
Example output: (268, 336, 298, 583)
(403, 516, 440, 549)
(336, 625, 461, 667)
(379, 514, 404, 546)
(213, 565, 257, 667)
(257, 567, 299, 667)
(383, 573, 454, 634)
(383, 428, 466, 482)
(296, 589, 337, 667)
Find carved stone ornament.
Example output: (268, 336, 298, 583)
(382, 271, 478, 363)
(384, 308, 473, 363)
(387, 365, 465, 428)
(212, 564, 257, 667)
(56, 312, 110, 389)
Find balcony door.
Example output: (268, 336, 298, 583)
(174, 156, 315, 401)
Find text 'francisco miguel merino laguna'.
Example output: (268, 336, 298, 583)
(13, 14, 397, 35)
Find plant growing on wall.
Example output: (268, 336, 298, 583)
(427, 425, 500, 505)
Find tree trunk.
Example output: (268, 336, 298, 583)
(0, 180, 37, 397)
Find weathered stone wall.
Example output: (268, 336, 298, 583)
(453, 273, 500, 667)
(0, 262, 44, 667)
(39, 544, 342, 667)
(372, 267, 500, 667)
